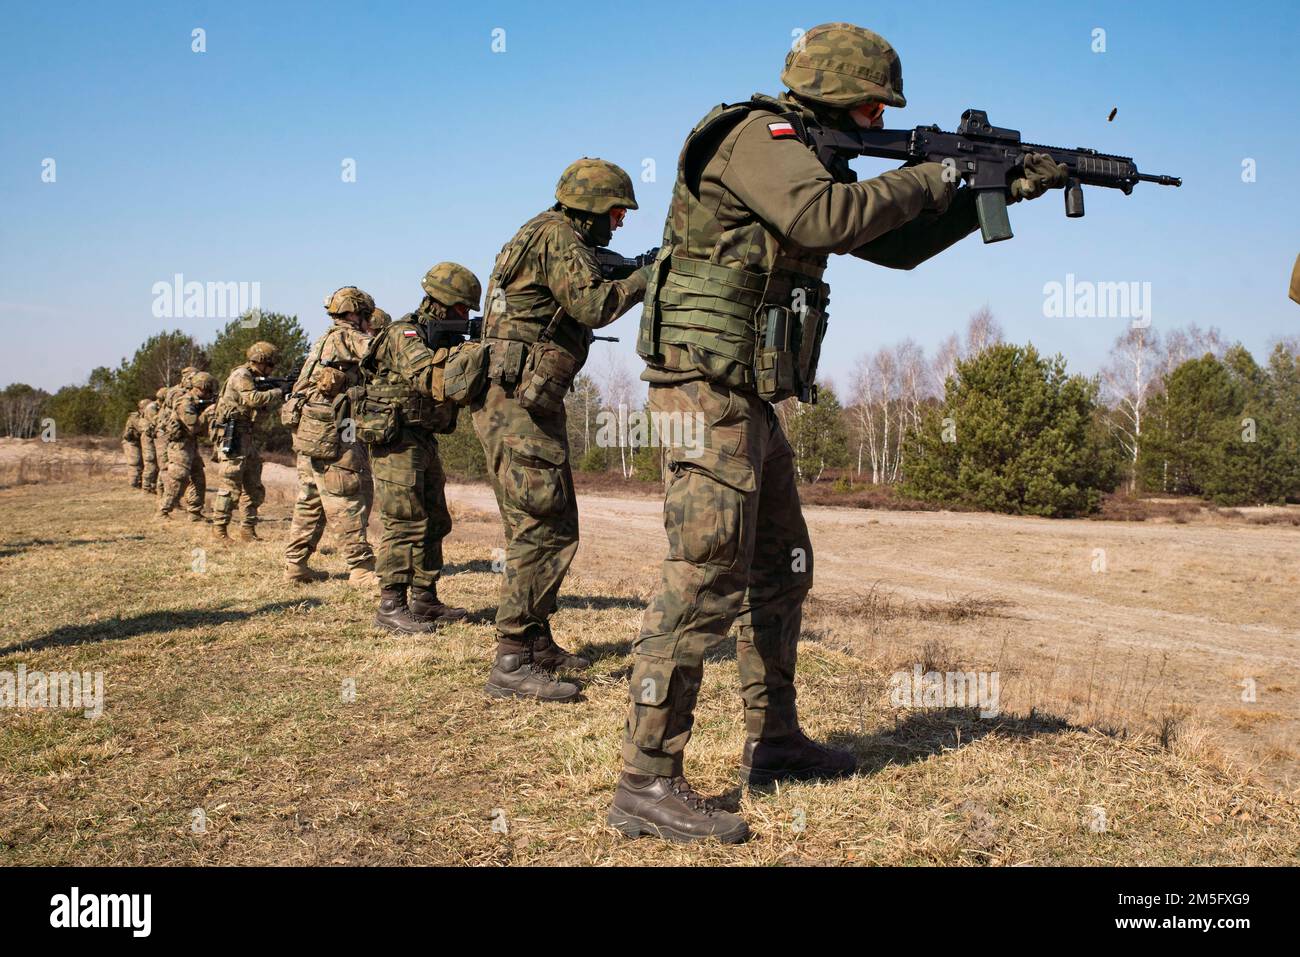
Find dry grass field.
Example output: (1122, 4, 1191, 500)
(0, 439, 1297, 865)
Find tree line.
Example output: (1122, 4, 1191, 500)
(6, 308, 1298, 515)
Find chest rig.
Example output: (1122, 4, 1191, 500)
(637, 95, 839, 404)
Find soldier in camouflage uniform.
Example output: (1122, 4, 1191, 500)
(369, 307, 391, 332)
(158, 372, 216, 521)
(471, 159, 650, 701)
(121, 401, 146, 488)
(212, 342, 283, 540)
(283, 287, 379, 591)
(361, 265, 476, 633)
(140, 396, 159, 493)
(608, 22, 1068, 843)
(153, 368, 199, 503)
(151, 386, 170, 500)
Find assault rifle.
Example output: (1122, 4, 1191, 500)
(252, 363, 304, 395)
(807, 109, 1181, 243)
(191, 397, 215, 411)
(425, 313, 484, 349)
(595, 246, 660, 281)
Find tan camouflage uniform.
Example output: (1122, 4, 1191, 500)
(284, 318, 376, 575)
(151, 387, 170, 500)
(139, 399, 159, 492)
(158, 375, 215, 520)
(213, 361, 282, 533)
(121, 407, 145, 488)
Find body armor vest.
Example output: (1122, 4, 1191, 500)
(637, 94, 837, 403)
(359, 320, 456, 434)
(482, 209, 593, 374)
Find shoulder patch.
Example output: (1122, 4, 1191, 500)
(767, 121, 797, 139)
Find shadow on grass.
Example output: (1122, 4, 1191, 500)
(1, 599, 323, 654)
(559, 594, 646, 612)
(0, 535, 146, 560)
(709, 708, 1082, 809)
(443, 559, 498, 576)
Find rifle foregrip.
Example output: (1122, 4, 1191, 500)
(975, 190, 1013, 243)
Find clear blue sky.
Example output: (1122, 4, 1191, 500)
(2, 0, 1296, 395)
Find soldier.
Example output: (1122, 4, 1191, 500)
(140, 396, 159, 493)
(608, 22, 1068, 843)
(361, 265, 476, 633)
(369, 307, 392, 332)
(471, 160, 650, 701)
(151, 386, 170, 500)
(121, 401, 146, 488)
(283, 287, 379, 590)
(154, 368, 198, 502)
(212, 342, 284, 541)
(157, 372, 216, 521)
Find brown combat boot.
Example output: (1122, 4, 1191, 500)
(284, 561, 329, 583)
(607, 773, 749, 844)
(211, 524, 229, 541)
(238, 525, 260, 542)
(485, 647, 580, 703)
(739, 727, 857, 787)
(188, 511, 206, 523)
(408, 584, 467, 624)
(531, 631, 591, 672)
(374, 586, 437, 634)
(347, 566, 380, 593)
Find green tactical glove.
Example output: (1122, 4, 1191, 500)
(1009, 153, 1068, 202)
(909, 161, 959, 214)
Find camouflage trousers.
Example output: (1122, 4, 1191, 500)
(153, 433, 169, 501)
(123, 439, 143, 488)
(159, 438, 206, 518)
(141, 433, 158, 491)
(213, 448, 265, 529)
(285, 447, 375, 570)
(471, 381, 578, 645)
(369, 427, 452, 589)
(622, 380, 812, 777)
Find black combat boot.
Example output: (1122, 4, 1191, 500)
(739, 727, 857, 786)
(408, 584, 468, 624)
(374, 586, 437, 634)
(485, 645, 580, 703)
(607, 773, 749, 844)
(531, 630, 591, 672)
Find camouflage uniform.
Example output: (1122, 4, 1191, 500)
(158, 373, 216, 520)
(151, 387, 170, 500)
(121, 406, 145, 488)
(611, 23, 1066, 843)
(362, 266, 477, 632)
(471, 159, 647, 696)
(213, 345, 283, 536)
(139, 399, 159, 492)
(284, 298, 376, 584)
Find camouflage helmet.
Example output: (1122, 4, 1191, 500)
(421, 262, 482, 311)
(324, 286, 376, 317)
(247, 340, 278, 365)
(554, 158, 639, 214)
(370, 307, 392, 331)
(155, 387, 168, 401)
(137, 399, 151, 413)
(180, 365, 198, 387)
(781, 22, 906, 109)
(191, 371, 216, 395)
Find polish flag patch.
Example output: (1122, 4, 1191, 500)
(767, 121, 797, 139)
(403, 330, 420, 337)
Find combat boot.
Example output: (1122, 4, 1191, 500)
(211, 524, 229, 541)
(374, 586, 437, 634)
(238, 525, 260, 542)
(189, 512, 206, 523)
(739, 727, 857, 787)
(485, 648, 580, 703)
(284, 561, 329, 583)
(408, 584, 468, 624)
(347, 566, 380, 593)
(607, 773, 749, 844)
(531, 632, 591, 672)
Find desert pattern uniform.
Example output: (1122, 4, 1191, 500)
(139, 398, 160, 492)
(121, 403, 146, 488)
(150, 387, 170, 500)
(471, 159, 649, 700)
(155, 367, 199, 502)
(609, 21, 1068, 843)
(283, 289, 378, 587)
(361, 265, 476, 632)
(158, 373, 216, 520)
(213, 343, 283, 539)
